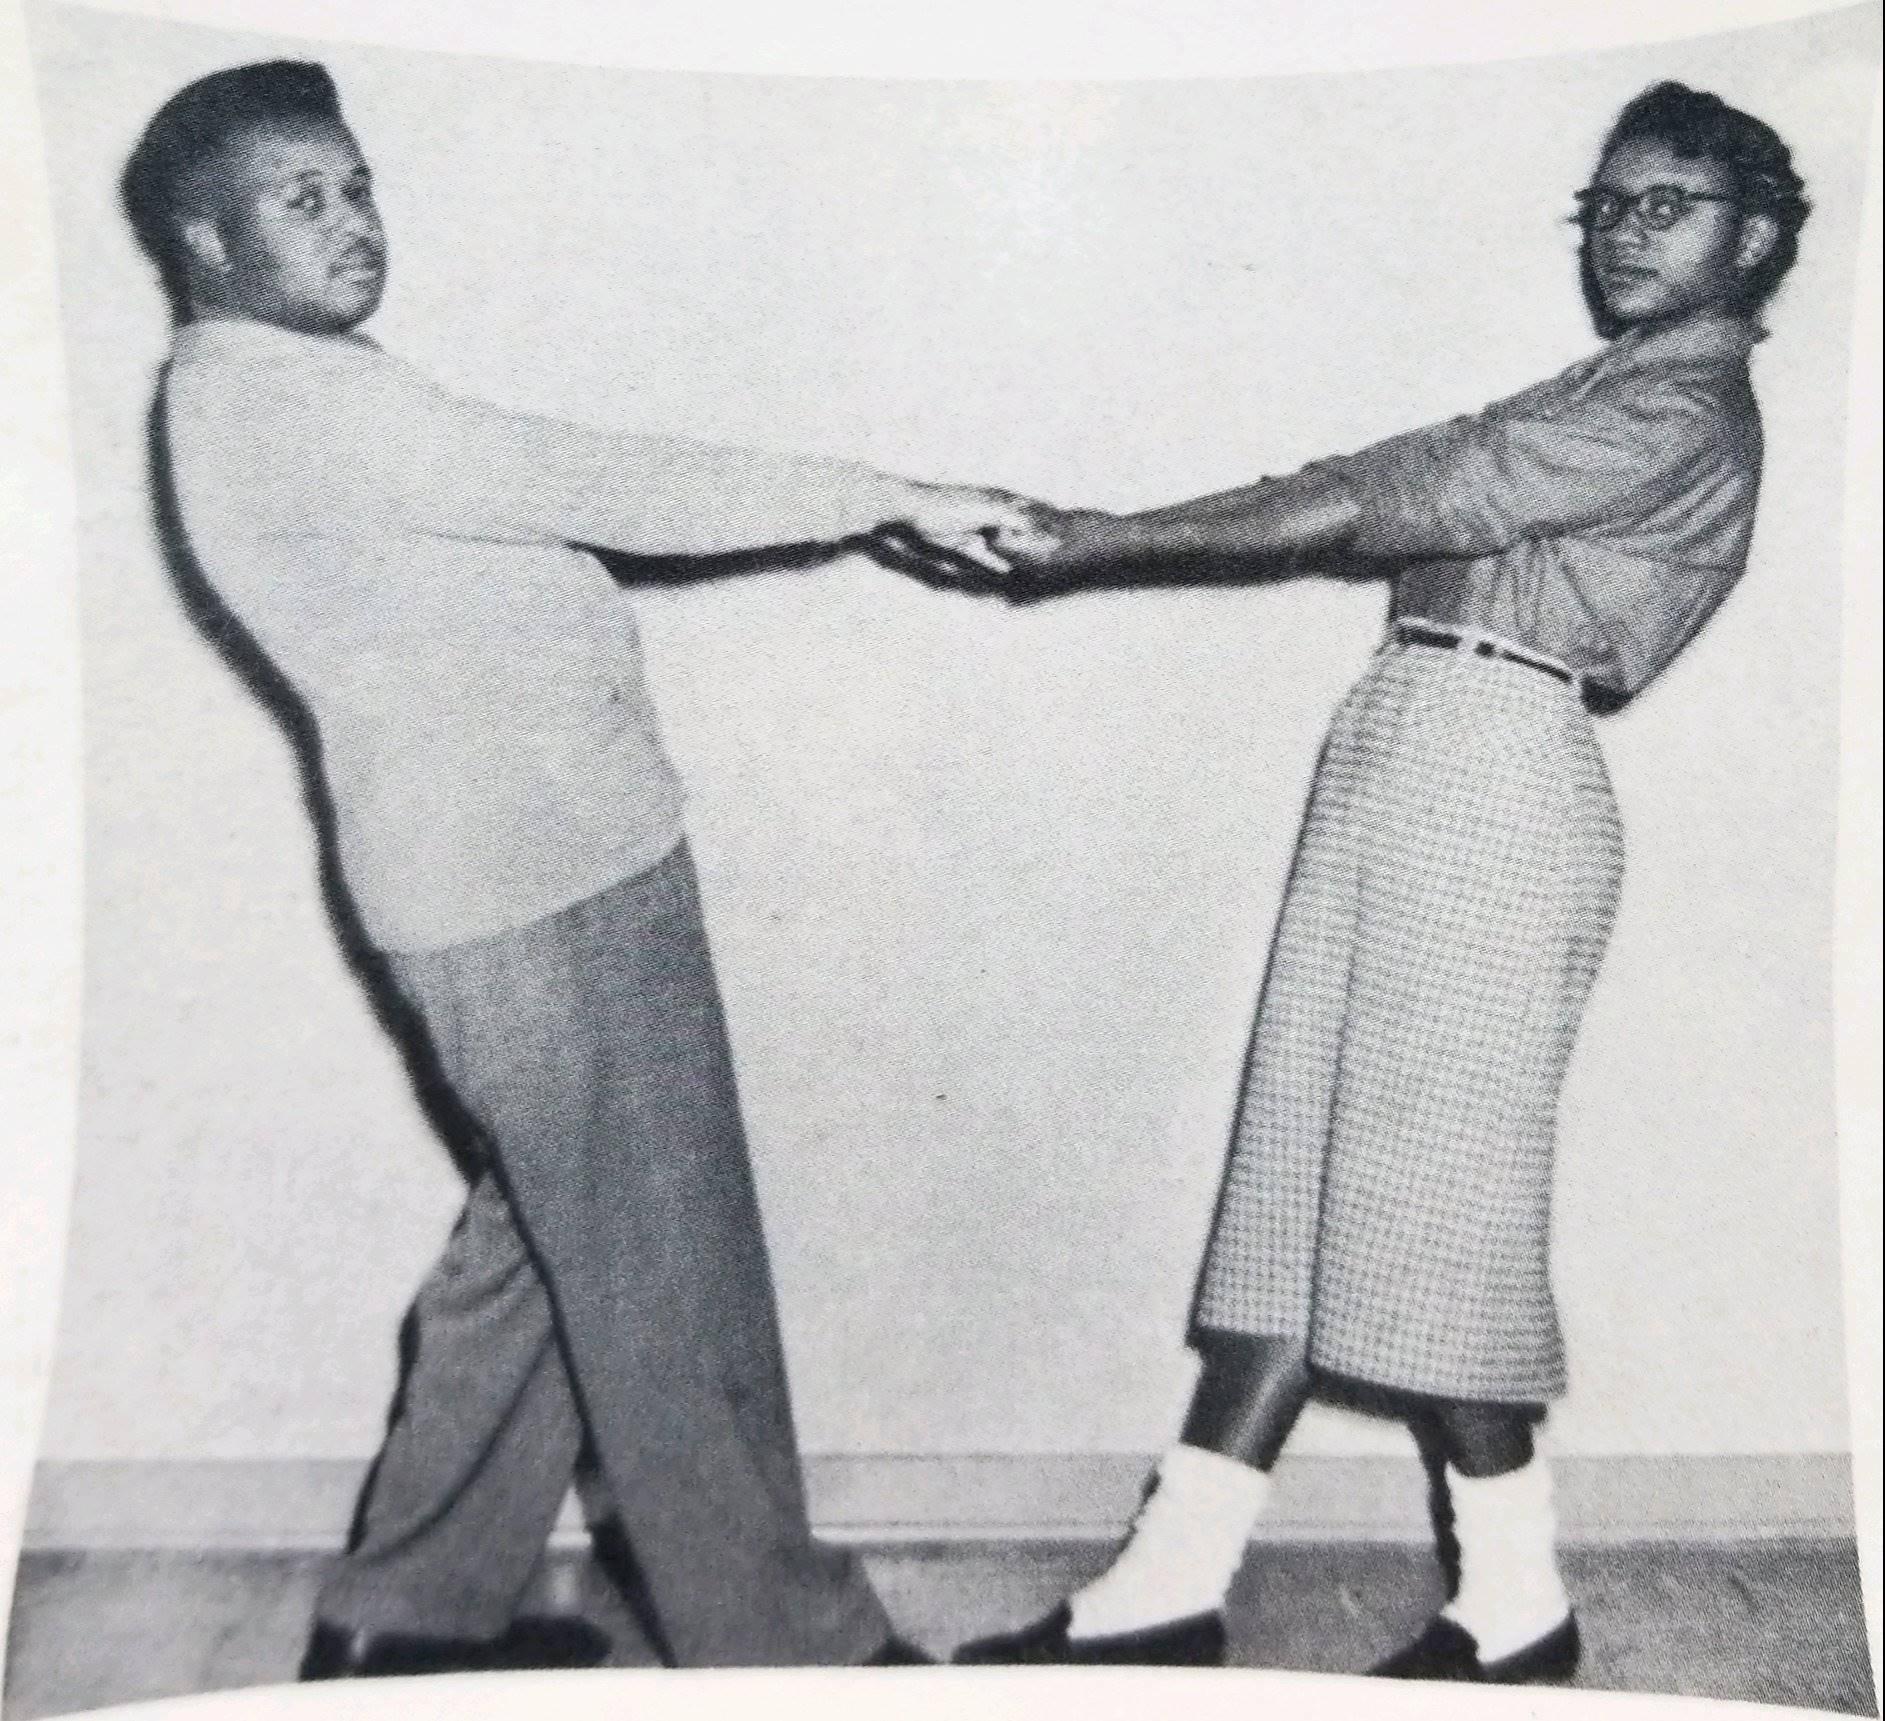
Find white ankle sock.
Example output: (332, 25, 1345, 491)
(1439, 1457, 1571, 1663)
(1067, 1445, 1272, 1639)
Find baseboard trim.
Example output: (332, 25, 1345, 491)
(19, 1452, 1854, 1553)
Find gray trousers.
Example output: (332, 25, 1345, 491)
(316, 842, 891, 1667)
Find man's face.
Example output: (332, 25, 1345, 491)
(1581, 138, 1756, 329)
(187, 117, 387, 334)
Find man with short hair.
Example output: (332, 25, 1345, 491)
(123, 58, 1045, 1675)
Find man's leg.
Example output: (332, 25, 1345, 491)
(418, 844, 893, 1668)
(314, 1169, 588, 1641)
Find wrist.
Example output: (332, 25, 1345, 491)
(860, 473, 924, 534)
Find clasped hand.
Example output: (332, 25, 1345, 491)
(872, 482, 1133, 600)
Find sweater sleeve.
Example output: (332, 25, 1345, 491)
(253, 345, 917, 556)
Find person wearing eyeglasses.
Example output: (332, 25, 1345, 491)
(950, 81, 1810, 1683)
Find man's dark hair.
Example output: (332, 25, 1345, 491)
(1582, 80, 1811, 337)
(121, 60, 345, 321)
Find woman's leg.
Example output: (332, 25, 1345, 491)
(955, 1334, 1309, 1662)
(956, 680, 1377, 1667)
(1332, 669, 1616, 1684)
(1053, 1332, 1312, 1642)
(1378, 1396, 1574, 1676)
(1425, 1398, 1536, 1479)
(1181, 1330, 1315, 1471)
(1055, 679, 1375, 1655)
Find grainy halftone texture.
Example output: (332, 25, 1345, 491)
(1194, 641, 1625, 1401)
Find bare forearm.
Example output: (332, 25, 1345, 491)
(1123, 467, 1361, 569)
(1014, 465, 1364, 588)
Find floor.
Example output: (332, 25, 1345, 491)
(4, 1539, 1876, 1718)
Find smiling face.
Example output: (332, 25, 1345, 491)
(183, 116, 386, 334)
(1582, 137, 1772, 330)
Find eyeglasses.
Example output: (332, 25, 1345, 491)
(1571, 184, 1738, 232)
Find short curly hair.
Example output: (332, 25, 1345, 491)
(121, 61, 345, 321)
(1580, 81, 1810, 336)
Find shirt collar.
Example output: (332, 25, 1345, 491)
(1608, 311, 1764, 373)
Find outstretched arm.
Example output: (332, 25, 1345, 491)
(1030, 466, 1361, 581)
(1004, 362, 1727, 593)
(237, 348, 1052, 569)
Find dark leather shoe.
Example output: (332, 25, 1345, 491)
(864, 1635, 935, 1665)
(1371, 1612, 1580, 1683)
(298, 1615, 612, 1679)
(954, 1603, 1225, 1666)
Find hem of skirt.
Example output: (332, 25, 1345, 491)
(1307, 1343, 1569, 1406)
(1186, 1315, 1569, 1405)
(1188, 1317, 1308, 1345)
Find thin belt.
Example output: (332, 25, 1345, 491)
(1390, 621, 1583, 693)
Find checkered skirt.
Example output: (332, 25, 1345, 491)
(1192, 639, 1624, 1402)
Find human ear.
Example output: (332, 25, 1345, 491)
(181, 215, 230, 277)
(1735, 211, 1780, 274)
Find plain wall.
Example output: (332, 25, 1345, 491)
(27, 0, 1877, 1469)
